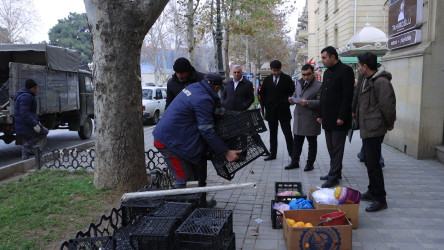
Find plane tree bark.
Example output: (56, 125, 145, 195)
(84, 0, 169, 191)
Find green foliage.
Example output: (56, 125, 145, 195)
(48, 12, 92, 68)
(0, 170, 117, 249)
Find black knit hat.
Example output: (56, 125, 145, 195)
(173, 57, 194, 73)
(25, 79, 37, 89)
(204, 73, 223, 86)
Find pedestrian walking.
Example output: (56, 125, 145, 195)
(317, 46, 355, 188)
(13, 79, 49, 160)
(353, 52, 396, 212)
(285, 64, 322, 171)
(258, 60, 295, 161)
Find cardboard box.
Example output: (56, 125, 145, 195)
(283, 209, 352, 250)
(309, 188, 359, 229)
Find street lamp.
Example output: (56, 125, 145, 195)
(216, 0, 225, 79)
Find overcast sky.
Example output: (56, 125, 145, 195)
(30, 0, 304, 43)
(31, 0, 86, 43)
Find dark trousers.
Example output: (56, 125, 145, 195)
(192, 156, 207, 187)
(363, 135, 386, 201)
(292, 135, 317, 164)
(267, 117, 293, 157)
(324, 130, 347, 181)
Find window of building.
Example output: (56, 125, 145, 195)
(325, 31, 328, 47)
(334, 27, 338, 48)
(325, 0, 329, 19)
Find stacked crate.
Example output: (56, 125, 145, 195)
(175, 208, 235, 250)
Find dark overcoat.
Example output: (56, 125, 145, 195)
(221, 77, 254, 111)
(318, 61, 354, 131)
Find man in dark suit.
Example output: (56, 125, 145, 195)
(259, 60, 295, 161)
(221, 65, 254, 112)
(317, 46, 355, 188)
(286, 64, 322, 171)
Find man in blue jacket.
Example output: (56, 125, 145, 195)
(153, 73, 241, 188)
(14, 79, 49, 160)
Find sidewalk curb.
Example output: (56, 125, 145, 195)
(0, 141, 95, 180)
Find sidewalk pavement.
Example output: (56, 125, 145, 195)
(144, 123, 444, 249)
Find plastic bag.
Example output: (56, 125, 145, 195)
(273, 202, 290, 214)
(312, 188, 339, 205)
(289, 198, 313, 210)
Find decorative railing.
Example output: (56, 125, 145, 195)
(37, 148, 175, 189)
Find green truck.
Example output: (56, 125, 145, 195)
(0, 44, 94, 144)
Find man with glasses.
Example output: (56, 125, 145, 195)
(286, 64, 322, 171)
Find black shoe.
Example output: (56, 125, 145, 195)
(320, 174, 342, 180)
(321, 179, 339, 188)
(357, 153, 364, 162)
(361, 191, 373, 201)
(380, 163, 385, 168)
(284, 162, 299, 170)
(365, 200, 387, 212)
(205, 199, 217, 208)
(264, 155, 276, 161)
(304, 164, 314, 172)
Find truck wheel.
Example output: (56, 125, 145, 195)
(78, 117, 93, 139)
(150, 111, 160, 125)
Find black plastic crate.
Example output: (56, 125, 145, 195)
(151, 202, 193, 223)
(120, 197, 165, 226)
(274, 182, 307, 202)
(271, 199, 290, 229)
(175, 208, 233, 249)
(163, 193, 206, 208)
(60, 236, 115, 250)
(138, 186, 206, 209)
(113, 226, 134, 250)
(214, 109, 267, 139)
(129, 216, 179, 250)
(211, 133, 268, 180)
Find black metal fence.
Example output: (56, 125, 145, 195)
(36, 148, 175, 189)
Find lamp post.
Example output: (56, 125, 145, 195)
(216, 0, 225, 79)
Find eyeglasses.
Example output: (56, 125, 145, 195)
(302, 73, 312, 77)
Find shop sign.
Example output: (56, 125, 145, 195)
(388, 0, 423, 37)
(388, 30, 421, 50)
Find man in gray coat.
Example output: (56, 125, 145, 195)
(353, 52, 396, 212)
(285, 64, 322, 171)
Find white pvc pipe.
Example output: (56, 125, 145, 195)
(121, 182, 257, 202)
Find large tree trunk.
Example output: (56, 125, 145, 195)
(84, 0, 169, 192)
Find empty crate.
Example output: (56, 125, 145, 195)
(129, 216, 179, 250)
(120, 197, 165, 226)
(211, 133, 268, 180)
(214, 109, 267, 139)
(150, 202, 193, 223)
(175, 208, 233, 249)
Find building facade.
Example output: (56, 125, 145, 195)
(303, 0, 444, 160)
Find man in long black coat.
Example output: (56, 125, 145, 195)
(259, 60, 295, 161)
(317, 46, 355, 188)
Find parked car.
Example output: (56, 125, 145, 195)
(142, 86, 167, 124)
